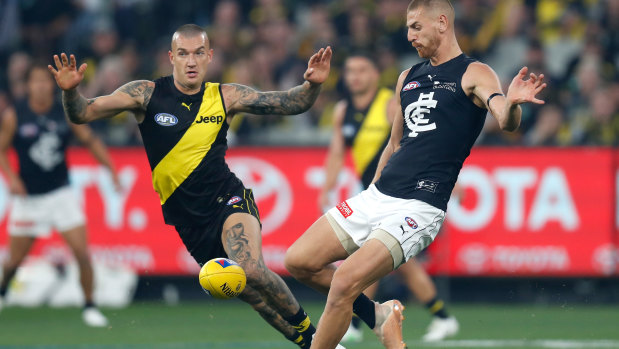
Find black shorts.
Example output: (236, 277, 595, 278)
(175, 186, 260, 266)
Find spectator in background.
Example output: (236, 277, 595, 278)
(523, 104, 564, 146)
(0, 0, 616, 147)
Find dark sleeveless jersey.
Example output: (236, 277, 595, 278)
(12, 99, 71, 194)
(141, 76, 240, 226)
(341, 88, 392, 188)
(375, 54, 486, 211)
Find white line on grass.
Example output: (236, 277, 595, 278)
(419, 339, 619, 348)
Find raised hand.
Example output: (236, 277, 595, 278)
(304, 46, 333, 85)
(506, 67, 547, 105)
(48, 53, 87, 91)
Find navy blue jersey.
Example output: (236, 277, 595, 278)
(375, 54, 486, 211)
(12, 99, 72, 194)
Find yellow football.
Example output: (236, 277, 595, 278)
(199, 258, 246, 299)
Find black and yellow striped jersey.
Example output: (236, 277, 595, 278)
(341, 87, 392, 188)
(140, 76, 242, 226)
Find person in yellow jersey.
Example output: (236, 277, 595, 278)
(319, 53, 458, 343)
(48, 24, 339, 349)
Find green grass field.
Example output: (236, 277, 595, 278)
(1, 301, 618, 349)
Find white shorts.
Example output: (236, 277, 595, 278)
(8, 186, 86, 237)
(326, 184, 445, 269)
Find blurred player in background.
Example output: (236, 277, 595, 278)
(319, 53, 458, 343)
(0, 63, 120, 327)
(48, 24, 335, 348)
(286, 0, 547, 347)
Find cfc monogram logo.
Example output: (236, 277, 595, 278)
(404, 92, 437, 137)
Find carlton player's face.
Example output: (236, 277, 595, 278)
(406, 8, 440, 59)
(27, 68, 55, 102)
(344, 57, 379, 95)
(169, 34, 213, 91)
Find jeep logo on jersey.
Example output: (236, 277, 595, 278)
(404, 92, 437, 137)
(226, 196, 242, 205)
(405, 217, 418, 229)
(154, 113, 178, 126)
(402, 81, 420, 91)
(196, 115, 224, 124)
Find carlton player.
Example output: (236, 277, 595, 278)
(285, 0, 547, 348)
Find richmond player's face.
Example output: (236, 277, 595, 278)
(406, 8, 441, 59)
(344, 57, 380, 96)
(169, 33, 213, 92)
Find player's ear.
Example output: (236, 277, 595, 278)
(168, 50, 174, 65)
(438, 14, 448, 33)
(207, 49, 214, 63)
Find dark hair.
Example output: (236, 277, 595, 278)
(345, 51, 379, 69)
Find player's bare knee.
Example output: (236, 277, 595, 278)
(330, 269, 363, 302)
(284, 250, 323, 280)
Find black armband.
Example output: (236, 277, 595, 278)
(486, 93, 504, 108)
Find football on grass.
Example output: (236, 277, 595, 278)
(199, 258, 246, 299)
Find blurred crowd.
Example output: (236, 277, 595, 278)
(0, 0, 617, 146)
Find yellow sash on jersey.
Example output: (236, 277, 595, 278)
(152, 83, 226, 204)
(351, 88, 393, 175)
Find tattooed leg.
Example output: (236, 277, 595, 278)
(239, 284, 306, 347)
(221, 213, 299, 317)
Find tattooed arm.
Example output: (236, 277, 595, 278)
(222, 46, 332, 116)
(62, 80, 154, 124)
(49, 53, 153, 124)
(223, 82, 322, 116)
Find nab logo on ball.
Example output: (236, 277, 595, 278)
(405, 217, 418, 229)
(154, 113, 178, 126)
(199, 258, 246, 299)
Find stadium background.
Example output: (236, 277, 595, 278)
(0, 0, 618, 348)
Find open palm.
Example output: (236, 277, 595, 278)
(303, 46, 333, 85)
(48, 53, 87, 91)
(507, 67, 547, 105)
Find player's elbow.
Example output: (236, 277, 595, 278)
(499, 120, 520, 132)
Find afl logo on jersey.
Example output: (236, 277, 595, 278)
(154, 113, 178, 126)
(226, 196, 242, 205)
(405, 217, 418, 229)
(402, 81, 420, 91)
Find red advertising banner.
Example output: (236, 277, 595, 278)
(428, 148, 616, 276)
(0, 147, 616, 276)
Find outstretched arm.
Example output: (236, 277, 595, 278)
(223, 47, 332, 116)
(465, 63, 547, 132)
(49, 53, 153, 124)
